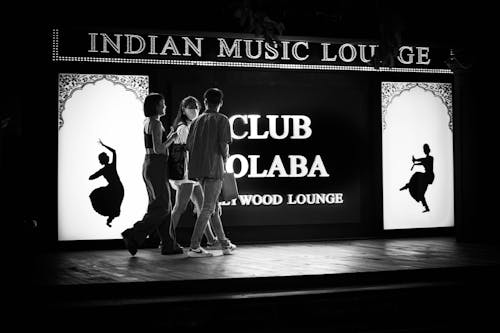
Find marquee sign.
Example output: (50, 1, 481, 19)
(52, 28, 452, 73)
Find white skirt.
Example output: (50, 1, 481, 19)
(169, 178, 196, 191)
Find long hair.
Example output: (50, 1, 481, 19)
(172, 96, 201, 129)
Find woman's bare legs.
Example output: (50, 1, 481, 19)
(169, 182, 194, 243)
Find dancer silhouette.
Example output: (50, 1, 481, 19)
(400, 143, 434, 213)
(89, 139, 124, 227)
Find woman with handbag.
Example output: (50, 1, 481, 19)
(168, 96, 219, 249)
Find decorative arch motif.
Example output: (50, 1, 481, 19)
(58, 74, 149, 130)
(381, 82, 453, 131)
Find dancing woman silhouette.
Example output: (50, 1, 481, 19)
(89, 139, 124, 227)
(399, 143, 434, 212)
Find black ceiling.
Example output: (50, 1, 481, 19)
(12, 0, 482, 46)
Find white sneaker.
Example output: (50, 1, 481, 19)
(187, 247, 213, 258)
(206, 240, 222, 250)
(222, 242, 237, 255)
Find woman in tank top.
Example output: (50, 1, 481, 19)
(121, 93, 180, 256)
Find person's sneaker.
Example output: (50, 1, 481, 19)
(222, 242, 237, 255)
(186, 247, 213, 258)
(206, 240, 222, 250)
(207, 240, 237, 251)
(121, 229, 138, 256)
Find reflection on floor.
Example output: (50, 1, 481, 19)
(23, 237, 500, 331)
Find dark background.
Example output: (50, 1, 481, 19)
(2, 0, 490, 249)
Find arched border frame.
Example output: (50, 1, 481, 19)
(381, 82, 453, 131)
(58, 73, 149, 130)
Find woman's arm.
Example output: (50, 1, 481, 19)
(99, 139, 116, 165)
(151, 121, 177, 154)
(413, 156, 426, 164)
(89, 168, 104, 180)
(151, 120, 166, 154)
(164, 127, 178, 148)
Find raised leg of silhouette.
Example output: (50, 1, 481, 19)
(422, 198, 430, 213)
(107, 216, 114, 227)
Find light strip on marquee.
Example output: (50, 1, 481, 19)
(52, 28, 59, 61)
(51, 29, 453, 74)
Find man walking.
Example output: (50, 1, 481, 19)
(186, 88, 236, 257)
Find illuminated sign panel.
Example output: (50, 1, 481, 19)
(381, 82, 454, 229)
(55, 28, 454, 241)
(58, 70, 365, 240)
